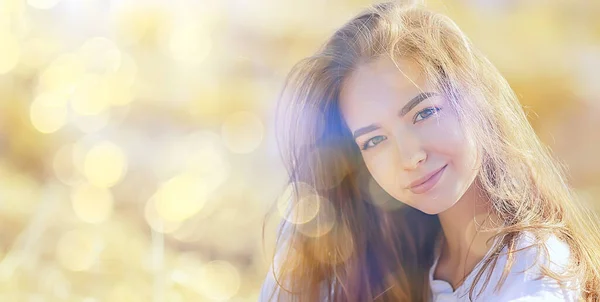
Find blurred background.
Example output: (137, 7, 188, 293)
(0, 0, 598, 301)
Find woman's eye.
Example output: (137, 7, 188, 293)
(414, 107, 441, 123)
(361, 135, 386, 150)
(360, 107, 441, 151)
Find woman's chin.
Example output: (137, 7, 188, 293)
(413, 199, 456, 215)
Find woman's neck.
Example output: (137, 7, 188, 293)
(436, 181, 500, 266)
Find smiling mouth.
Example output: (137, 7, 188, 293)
(408, 164, 447, 194)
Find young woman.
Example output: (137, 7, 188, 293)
(260, 1, 600, 301)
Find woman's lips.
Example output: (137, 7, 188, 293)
(409, 164, 447, 194)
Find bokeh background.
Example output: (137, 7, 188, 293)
(0, 0, 599, 301)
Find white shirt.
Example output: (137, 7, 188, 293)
(259, 232, 581, 301)
(429, 232, 581, 302)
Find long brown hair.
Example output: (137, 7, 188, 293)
(262, 1, 600, 301)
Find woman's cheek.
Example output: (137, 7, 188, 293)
(365, 150, 397, 190)
(423, 114, 464, 144)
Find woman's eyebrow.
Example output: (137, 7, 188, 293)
(352, 92, 439, 140)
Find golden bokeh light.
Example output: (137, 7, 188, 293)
(29, 92, 68, 133)
(169, 194, 220, 242)
(72, 139, 90, 176)
(290, 194, 321, 225)
(0, 0, 25, 16)
(56, 229, 104, 271)
(197, 260, 241, 301)
(170, 252, 205, 293)
(184, 131, 227, 174)
(144, 195, 182, 234)
(112, 5, 170, 46)
(169, 224, 202, 243)
(297, 196, 336, 238)
(112, 51, 138, 86)
(71, 182, 114, 224)
(83, 141, 127, 188)
(106, 283, 145, 302)
(165, 290, 185, 302)
(79, 36, 122, 74)
(53, 143, 85, 186)
(71, 74, 112, 115)
(180, 131, 231, 193)
(37, 53, 85, 95)
(0, 28, 20, 74)
(277, 182, 321, 225)
(159, 131, 230, 186)
(27, 0, 62, 10)
(105, 76, 135, 107)
(105, 52, 138, 106)
(189, 83, 220, 118)
(221, 111, 264, 154)
(158, 17, 212, 64)
(71, 111, 111, 133)
(18, 36, 62, 72)
(0, 172, 41, 219)
(153, 173, 208, 222)
(37, 265, 70, 300)
(95, 220, 148, 275)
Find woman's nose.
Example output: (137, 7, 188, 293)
(394, 129, 427, 170)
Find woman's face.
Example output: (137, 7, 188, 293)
(339, 56, 480, 215)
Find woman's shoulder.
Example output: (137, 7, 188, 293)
(511, 231, 573, 277)
(488, 231, 581, 301)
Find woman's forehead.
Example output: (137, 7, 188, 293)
(339, 57, 431, 123)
